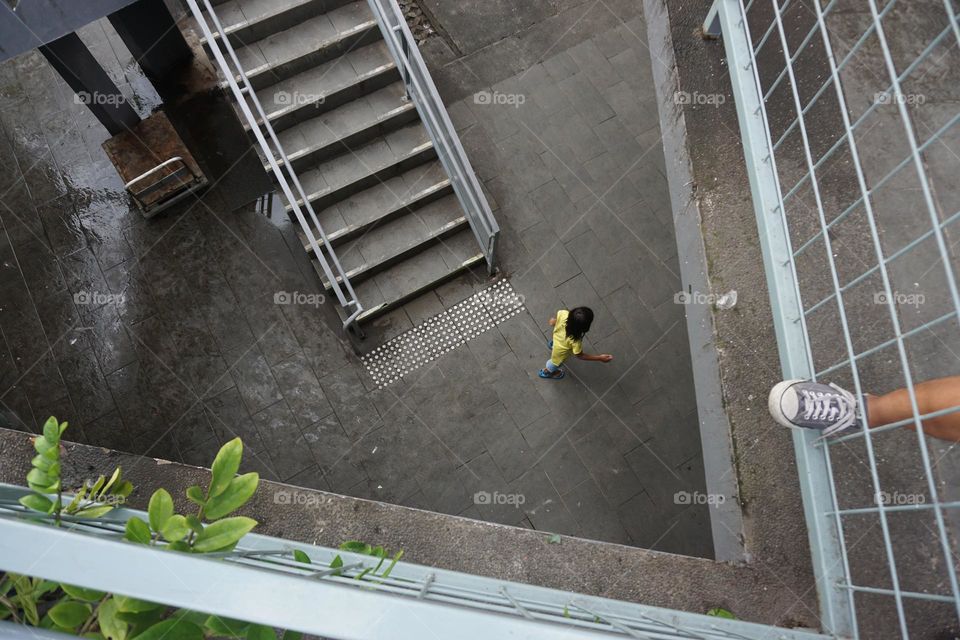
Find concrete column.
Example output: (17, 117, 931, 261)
(38, 32, 140, 136)
(108, 0, 193, 100)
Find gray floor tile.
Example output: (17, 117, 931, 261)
(563, 477, 631, 545)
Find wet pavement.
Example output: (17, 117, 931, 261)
(0, 3, 710, 556)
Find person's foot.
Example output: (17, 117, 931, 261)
(768, 379, 864, 437)
(538, 368, 565, 380)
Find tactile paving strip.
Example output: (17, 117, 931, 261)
(363, 280, 525, 389)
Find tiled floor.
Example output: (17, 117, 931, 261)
(0, 3, 711, 556)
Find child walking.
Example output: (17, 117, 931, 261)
(538, 307, 613, 380)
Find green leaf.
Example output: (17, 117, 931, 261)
(185, 515, 203, 533)
(170, 610, 209, 626)
(100, 468, 122, 498)
(160, 515, 190, 543)
(166, 541, 190, 552)
(547, 534, 561, 544)
(209, 438, 243, 499)
(185, 486, 205, 507)
(204, 616, 249, 637)
(31, 453, 54, 471)
(706, 607, 736, 619)
(26, 467, 52, 489)
(43, 417, 60, 442)
(117, 608, 164, 636)
(83, 633, 107, 639)
(380, 550, 403, 580)
(62, 584, 107, 602)
(130, 619, 203, 640)
(124, 517, 152, 544)
(192, 516, 256, 552)
(292, 549, 310, 564)
(75, 504, 115, 519)
(12, 575, 39, 626)
(203, 473, 258, 520)
(89, 475, 106, 497)
(66, 483, 90, 514)
(114, 480, 134, 498)
(114, 597, 163, 614)
(339, 541, 372, 555)
(281, 632, 303, 640)
(329, 555, 343, 577)
(246, 624, 277, 640)
(148, 489, 174, 532)
(19, 493, 54, 513)
(49, 601, 92, 630)
(34, 435, 56, 455)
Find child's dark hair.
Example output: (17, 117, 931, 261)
(565, 307, 594, 341)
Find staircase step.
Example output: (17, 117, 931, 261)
(198, 0, 350, 49)
(271, 82, 416, 173)
(248, 41, 398, 133)
(228, 2, 381, 92)
(349, 233, 486, 324)
(313, 193, 469, 289)
(284, 122, 436, 215)
(297, 161, 452, 252)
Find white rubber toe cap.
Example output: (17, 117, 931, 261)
(768, 379, 805, 429)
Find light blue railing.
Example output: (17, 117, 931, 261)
(0, 484, 827, 640)
(365, 0, 500, 275)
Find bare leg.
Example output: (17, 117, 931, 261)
(865, 376, 960, 442)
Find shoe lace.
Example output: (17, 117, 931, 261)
(800, 383, 858, 435)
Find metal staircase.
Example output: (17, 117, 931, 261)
(187, 0, 499, 334)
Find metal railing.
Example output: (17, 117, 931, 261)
(0, 483, 827, 640)
(704, 1, 960, 638)
(186, 0, 365, 333)
(365, 0, 500, 275)
(125, 156, 206, 217)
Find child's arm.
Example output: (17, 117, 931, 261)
(548, 316, 557, 327)
(577, 352, 614, 363)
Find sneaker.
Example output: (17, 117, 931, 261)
(768, 379, 863, 437)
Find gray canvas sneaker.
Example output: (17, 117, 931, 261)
(768, 379, 864, 437)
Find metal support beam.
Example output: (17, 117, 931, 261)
(38, 32, 140, 136)
(108, 0, 193, 101)
(702, 0, 855, 636)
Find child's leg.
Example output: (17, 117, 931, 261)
(866, 376, 960, 442)
(540, 358, 564, 378)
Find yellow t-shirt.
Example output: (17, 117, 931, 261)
(550, 309, 583, 366)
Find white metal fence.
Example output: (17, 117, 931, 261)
(704, 0, 960, 637)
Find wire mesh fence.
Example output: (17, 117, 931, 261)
(707, 0, 960, 637)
